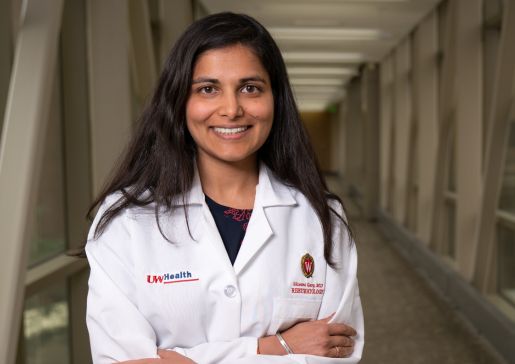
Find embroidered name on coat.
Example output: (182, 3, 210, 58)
(291, 281, 325, 295)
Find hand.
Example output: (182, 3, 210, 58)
(117, 350, 196, 364)
(158, 350, 196, 363)
(281, 314, 356, 358)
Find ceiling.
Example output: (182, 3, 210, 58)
(199, 0, 441, 111)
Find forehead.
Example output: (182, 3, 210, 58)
(192, 44, 269, 79)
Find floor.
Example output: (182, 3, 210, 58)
(65, 175, 508, 363)
(336, 195, 507, 364)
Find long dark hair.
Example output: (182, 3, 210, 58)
(83, 12, 353, 266)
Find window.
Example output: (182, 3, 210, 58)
(497, 224, 515, 306)
(22, 282, 70, 364)
(406, 119, 418, 231)
(29, 74, 67, 267)
(498, 123, 515, 214)
(443, 200, 456, 259)
(442, 122, 456, 260)
(15, 0, 92, 362)
(482, 0, 503, 166)
(0, 0, 13, 142)
(497, 120, 515, 306)
(387, 121, 396, 214)
(447, 127, 456, 193)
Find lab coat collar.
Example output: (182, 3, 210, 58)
(256, 163, 297, 208)
(176, 162, 298, 208)
(165, 161, 298, 274)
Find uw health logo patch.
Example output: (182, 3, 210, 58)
(301, 253, 315, 278)
(146, 271, 199, 284)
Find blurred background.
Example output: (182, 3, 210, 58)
(0, 0, 514, 363)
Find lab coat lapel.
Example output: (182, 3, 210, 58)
(190, 168, 238, 269)
(233, 165, 297, 275)
(162, 167, 205, 243)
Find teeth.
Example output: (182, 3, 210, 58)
(213, 126, 249, 135)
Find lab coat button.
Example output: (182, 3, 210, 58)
(224, 285, 237, 298)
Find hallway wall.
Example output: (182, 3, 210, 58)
(339, 0, 515, 361)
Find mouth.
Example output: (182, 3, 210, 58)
(211, 126, 251, 136)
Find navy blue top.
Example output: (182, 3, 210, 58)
(205, 195, 252, 265)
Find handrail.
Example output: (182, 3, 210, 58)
(0, 1, 63, 363)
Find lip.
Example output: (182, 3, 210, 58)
(210, 125, 252, 140)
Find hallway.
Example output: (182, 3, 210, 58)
(347, 205, 505, 364)
(2, 0, 515, 363)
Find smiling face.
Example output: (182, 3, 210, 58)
(185, 44, 274, 168)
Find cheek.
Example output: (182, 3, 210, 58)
(247, 97, 274, 125)
(186, 98, 215, 127)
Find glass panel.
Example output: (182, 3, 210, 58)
(28, 68, 67, 266)
(387, 122, 396, 213)
(0, 0, 13, 141)
(497, 224, 515, 306)
(482, 0, 502, 160)
(498, 122, 515, 214)
(437, 0, 448, 89)
(406, 121, 418, 231)
(447, 127, 456, 192)
(23, 283, 70, 364)
(444, 201, 456, 258)
(60, 0, 93, 250)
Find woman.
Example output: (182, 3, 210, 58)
(85, 12, 363, 364)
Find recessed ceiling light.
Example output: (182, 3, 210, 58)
(297, 101, 329, 112)
(295, 93, 342, 101)
(270, 27, 390, 41)
(288, 66, 357, 76)
(293, 85, 343, 93)
(282, 51, 364, 63)
(290, 78, 346, 86)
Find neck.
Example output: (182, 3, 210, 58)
(197, 154, 259, 209)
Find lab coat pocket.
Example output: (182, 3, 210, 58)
(267, 297, 322, 335)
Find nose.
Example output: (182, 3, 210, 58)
(219, 92, 243, 120)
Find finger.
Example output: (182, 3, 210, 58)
(329, 335, 354, 348)
(157, 349, 196, 364)
(328, 345, 354, 358)
(329, 346, 339, 358)
(338, 345, 354, 358)
(327, 323, 357, 337)
(157, 349, 180, 359)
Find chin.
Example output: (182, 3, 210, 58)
(218, 155, 254, 164)
(213, 151, 257, 164)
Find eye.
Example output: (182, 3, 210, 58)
(241, 84, 261, 94)
(198, 86, 217, 94)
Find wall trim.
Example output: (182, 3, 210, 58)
(377, 209, 515, 364)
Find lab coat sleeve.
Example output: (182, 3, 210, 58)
(86, 198, 160, 363)
(244, 257, 363, 364)
(305, 201, 364, 363)
(170, 338, 259, 363)
(220, 202, 364, 364)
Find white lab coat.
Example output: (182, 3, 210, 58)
(86, 164, 364, 364)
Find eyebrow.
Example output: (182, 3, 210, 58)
(191, 76, 267, 85)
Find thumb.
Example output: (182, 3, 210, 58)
(158, 349, 176, 358)
(320, 312, 336, 322)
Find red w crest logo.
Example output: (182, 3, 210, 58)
(301, 253, 315, 278)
